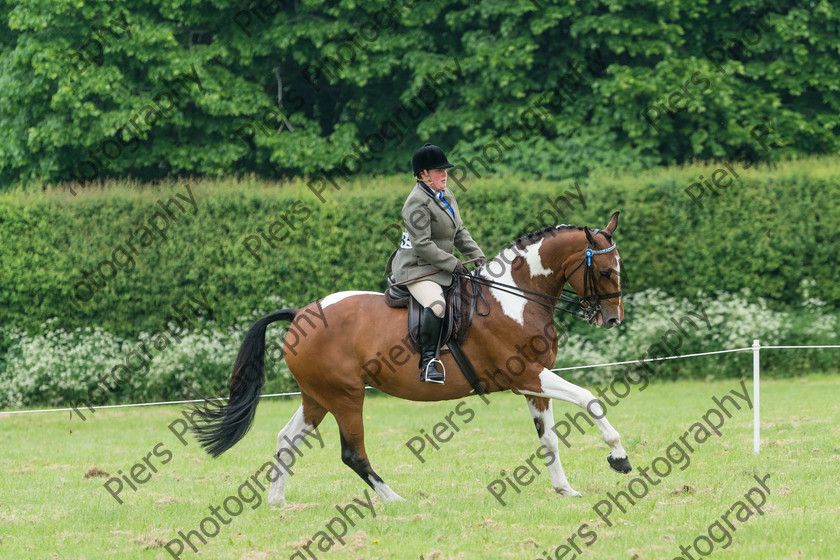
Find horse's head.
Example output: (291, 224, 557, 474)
(564, 212, 624, 329)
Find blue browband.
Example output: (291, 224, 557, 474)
(585, 243, 617, 266)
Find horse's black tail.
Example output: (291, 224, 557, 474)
(191, 309, 298, 457)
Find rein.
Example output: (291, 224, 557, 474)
(460, 238, 622, 323)
(465, 274, 587, 318)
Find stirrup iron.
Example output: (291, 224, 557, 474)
(420, 358, 445, 384)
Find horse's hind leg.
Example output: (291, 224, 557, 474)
(267, 393, 327, 506)
(525, 396, 581, 497)
(332, 403, 405, 503)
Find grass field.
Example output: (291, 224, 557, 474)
(1, 375, 838, 560)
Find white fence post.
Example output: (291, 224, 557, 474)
(753, 339, 760, 454)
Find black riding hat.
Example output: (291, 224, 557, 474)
(412, 143, 454, 176)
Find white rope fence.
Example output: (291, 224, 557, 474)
(0, 391, 313, 416)
(548, 341, 840, 454)
(549, 347, 753, 372)
(3, 341, 838, 454)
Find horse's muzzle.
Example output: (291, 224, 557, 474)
(593, 308, 622, 329)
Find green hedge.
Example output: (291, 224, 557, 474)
(1, 155, 839, 339)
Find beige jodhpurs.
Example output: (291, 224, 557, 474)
(406, 280, 446, 318)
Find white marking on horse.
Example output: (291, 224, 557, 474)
(369, 477, 405, 502)
(520, 368, 628, 460)
(615, 254, 622, 310)
(480, 240, 553, 325)
(526, 398, 579, 496)
(268, 405, 317, 506)
(320, 291, 382, 309)
(525, 239, 553, 278)
(481, 247, 526, 325)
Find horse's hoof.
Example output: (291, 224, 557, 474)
(267, 496, 286, 507)
(608, 453, 632, 474)
(559, 488, 582, 498)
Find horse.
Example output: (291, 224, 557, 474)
(191, 212, 632, 505)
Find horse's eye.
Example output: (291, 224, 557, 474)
(599, 269, 611, 278)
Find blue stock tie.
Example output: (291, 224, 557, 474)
(438, 192, 455, 218)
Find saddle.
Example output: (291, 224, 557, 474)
(384, 273, 489, 394)
(384, 275, 466, 351)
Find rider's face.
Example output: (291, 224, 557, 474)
(421, 169, 447, 191)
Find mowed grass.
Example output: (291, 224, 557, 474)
(1, 375, 839, 560)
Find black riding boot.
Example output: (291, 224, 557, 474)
(418, 307, 445, 384)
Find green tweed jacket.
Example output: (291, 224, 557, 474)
(390, 182, 485, 286)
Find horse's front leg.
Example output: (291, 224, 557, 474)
(525, 396, 581, 497)
(520, 368, 632, 474)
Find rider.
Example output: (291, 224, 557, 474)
(388, 143, 486, 384)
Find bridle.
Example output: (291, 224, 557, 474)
(460, 233, 622, 323)
(563, 236, 622, 322)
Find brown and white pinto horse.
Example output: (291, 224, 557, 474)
(192, 212, 631, 505)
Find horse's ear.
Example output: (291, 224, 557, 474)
(604, 211, 620, 234)
(584, 226, 597, 246)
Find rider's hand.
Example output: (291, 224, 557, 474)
(453, 262, 470, 276)
(474, 257, 487, 268)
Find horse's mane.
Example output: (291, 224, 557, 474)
(505, 224, 612, 252)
